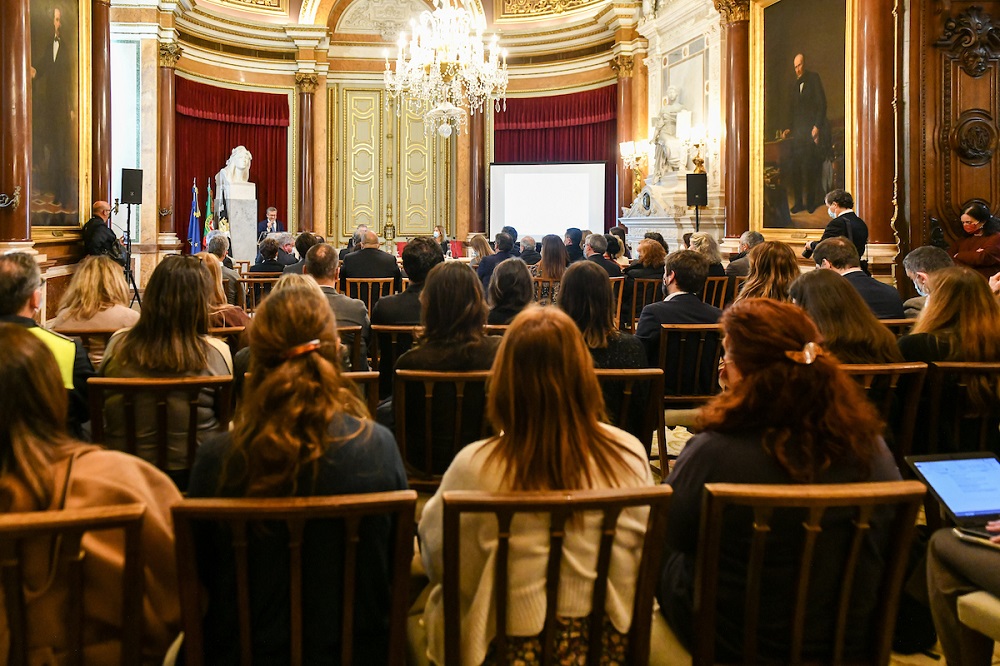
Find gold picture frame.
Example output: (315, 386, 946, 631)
(750, 0, 856, 243)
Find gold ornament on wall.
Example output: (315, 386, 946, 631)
(158, 42, 182, 68)
(295, 72, 320, 93)
(713, 0, 750, 23)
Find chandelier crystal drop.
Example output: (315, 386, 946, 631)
(384, 0, 508, 138)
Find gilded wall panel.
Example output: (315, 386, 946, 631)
(341, 88, 383, 234)
(397, 108, 434, 235)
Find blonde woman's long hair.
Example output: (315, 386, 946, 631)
(689, 232, 723, 265)
(735, 241, 799, 303)
(57, 255, 130, 320)
(196, 252, 229, 310)
(914, 266, 1000, 361)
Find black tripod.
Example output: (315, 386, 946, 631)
(122, 203, 141, 307)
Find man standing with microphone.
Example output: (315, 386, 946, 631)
(257, 206, 285, 241)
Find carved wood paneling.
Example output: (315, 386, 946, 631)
(341, 89, 382, 234)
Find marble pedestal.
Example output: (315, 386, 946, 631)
(618, 177, 724, 252)
(226, 198, 259, 263)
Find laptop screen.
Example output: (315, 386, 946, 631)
(910, 456, 1000, 519)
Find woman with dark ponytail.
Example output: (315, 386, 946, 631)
(186, 284, 407, 664)
(949, 202, 1000, 279)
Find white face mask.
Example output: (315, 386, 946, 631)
(470, 249, 477, 258)
(912, 279, 928, 298)
(827, 206, 836, 219)
(433, 231, 440, 238)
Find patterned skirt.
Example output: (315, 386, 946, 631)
(481, 616, 629, 666)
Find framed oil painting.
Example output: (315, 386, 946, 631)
(29, 0, 90, 228)
(751, 0, 855, 239)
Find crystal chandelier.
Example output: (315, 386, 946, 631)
(384, 0, 508, 138)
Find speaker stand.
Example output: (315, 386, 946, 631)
(693, 205, 701, 232)
(122, 203, 141, 307)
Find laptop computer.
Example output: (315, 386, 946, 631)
(906, 452, 1000, 539)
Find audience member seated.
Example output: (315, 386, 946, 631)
(186, 284, 407, 664)
(734, 240, 799, 304)
(949, 202, 1000, 280)
(413, 307, 654, 666)
(273, 232, 299, 267)
(610, 225, 632, 259)
(644, 231, 669, 254)
(564, 227, 585, 263)
(790, 269, 904, 364)
(605, 234, 628, 268)
(0, 324, 182, 663)
(380, 262, 501, 467)
(487, 258, 533, 325)
(724, 230, 765, 278)
(468, 234, 493, 270)
(48, 255, 139, 331)
(339, 224, 368, 260)
(476, 232, 515, 290)
(339, 230, 402, 294)
(282, 232, 322, 274)
(812, 237, 905, 319)
(529, 234, 569, 305)
(583, 233, 622, 277)
(681, 232, 693, 250)
(197, 252, 252, 330)
(623, 238, 667, 317)
(371, 237, 445, 397)
(207, 233, 245, 307)
(635, 250, 722, 366)
(518, 235, 540, 265)
(658, 299, 902, 661)
(0, 253, 94, 439)
(927, 523, 1000, 666)
(501, 225, 521, 256)
(902, 245, 954, 318)
(304, 243, 371, 367)
(205, 229, 234, 269)
(99, 256, 233, 487)
(433, 225, 450, 256)
(688, 232, 726, 279)
(250, 237, 284, 273)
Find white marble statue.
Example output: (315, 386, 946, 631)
(215, 145, 256, 201)
(650, 87, 688, 181)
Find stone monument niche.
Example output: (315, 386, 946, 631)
(215, 145, 258, 263)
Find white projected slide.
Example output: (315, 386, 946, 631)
(489, 163, 605, 241)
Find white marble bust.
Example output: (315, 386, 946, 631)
(215, 145, 256, 201)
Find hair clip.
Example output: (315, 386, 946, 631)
(784, 341, 823, 365)
(282, 339, 322, 360)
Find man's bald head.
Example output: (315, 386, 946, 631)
(794, 54, 805, 78)
(92, 201, 111, 221)
(362, 230, 379, 247)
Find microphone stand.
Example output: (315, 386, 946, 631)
(122, 203, 141, 307)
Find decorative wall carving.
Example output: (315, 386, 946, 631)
(158, 43, 182, 68)
(295, 72, 319, 93)
(951, 110, 998, 165)
(210, 0, 288, 15)
(342, 90, 382, 231)
(712, 0, 749, 24)
(336, 0, 428, 39)
(610, 54, 634, 78)
(496, 0, 599, 19)
(935, 6, 1000, 77)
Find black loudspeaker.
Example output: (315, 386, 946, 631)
(686, 173, 708, 207)
(121, 169, 143, 205)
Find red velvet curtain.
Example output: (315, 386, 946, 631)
(175, 77, 290, 251)
(494, 85, 618, 229)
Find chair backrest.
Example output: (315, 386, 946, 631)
(594, 368, 664, 458)
(88, 375, 234, 474)
(441, 486, 673, 666)
(370, 324, 421, 399)
(658, 323, 723, 406)
(337, 325, 364, 371)
(880, 318, 917, 338)
(52, 328, 117, 365)
(343, 370, 379, 417)
(483, 324, 509, 336)
(394, 370, 492, 490)
(234, 260, 251, 275)
(608, 276, 625, 328)
(923, 361, 1000, 454)
(345, 278, 395, 319)
(172, 491, 417, 666)
(239, 274, 282, 314)
(0, 504, 146, 666)
(627, 278, 662, 333)
(692, 481, 925, 666)
(702, 276, 728, 309)
(532, 277, 561, 306)
(840, 362, 928, 464)
(208, 326, 246, 358)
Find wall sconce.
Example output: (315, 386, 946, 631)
(619, 139, 650, 199)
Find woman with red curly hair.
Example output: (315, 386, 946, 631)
(657, 299, 902, 662)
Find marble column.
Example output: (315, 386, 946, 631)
(295, 72, 318, 233)
(0, 0, 31, 246)
(91, 0, 112, 203)
(469, 111, 486, 234)
(611, 55, 635, 218)
(157, 42, 181, 248)
(855, 0, 895, 244)
(714, 0, 750, 239)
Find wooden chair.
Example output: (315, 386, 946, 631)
(337, 325, 365, 371)
(659, 323, 724, 409)
(0, 504, 146, 666)
(609, 276, 625, 328)
(922, 361, 1000, 455)
(345, 277, 395, 319)
(208, 326, 246, 357)
(532, 277, 560, 306)
(370, 324, 421, 399)
(483, 324, 509, 336)
(880, 318, 917, 337)
(594, 368, 665, 459)
(88, 376, 234, 486)
(172, 491, 417, 666)
(626, 278, 662, 333)
(394, 370, 492, 491)
(234, 260, 251, 275)
(441, 486, 673, 666)
(52, 328, 117, 366)
(343, 370, 379, 417)
(239, 274, 283, 314)
(691, 481, 926, 666)
(840, 362, 928, 465)
(702, 276, 728, 309)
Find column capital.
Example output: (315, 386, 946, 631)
(713, 0, 749, 24)
(295, 72, 320, 93)
(158, 42, 182, 68)
(610, 54, 634, 79)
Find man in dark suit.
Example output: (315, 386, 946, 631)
(804, 189, 869, 260)
(339, 230, 402, 295)
(635, 250, 722, 363)
(783, 53, 828, 214)
(249, 237, 284, 272)
(519, 235, 541, 265)
(476, 232, 514, 290)
(256, 207, 285, 238)
(725, 230, 764, 279)
(371, 237, 444, 397)
(339, 224, 369, 260)
(282, 232, 322, 274)
(501, 225, 521, 256)
(584, 233, 622, 277)
(565, 228, 585, 263)
(32, 6, 75, 209)
(304, 243, 370, 368)
(813, 237, 905, 319)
